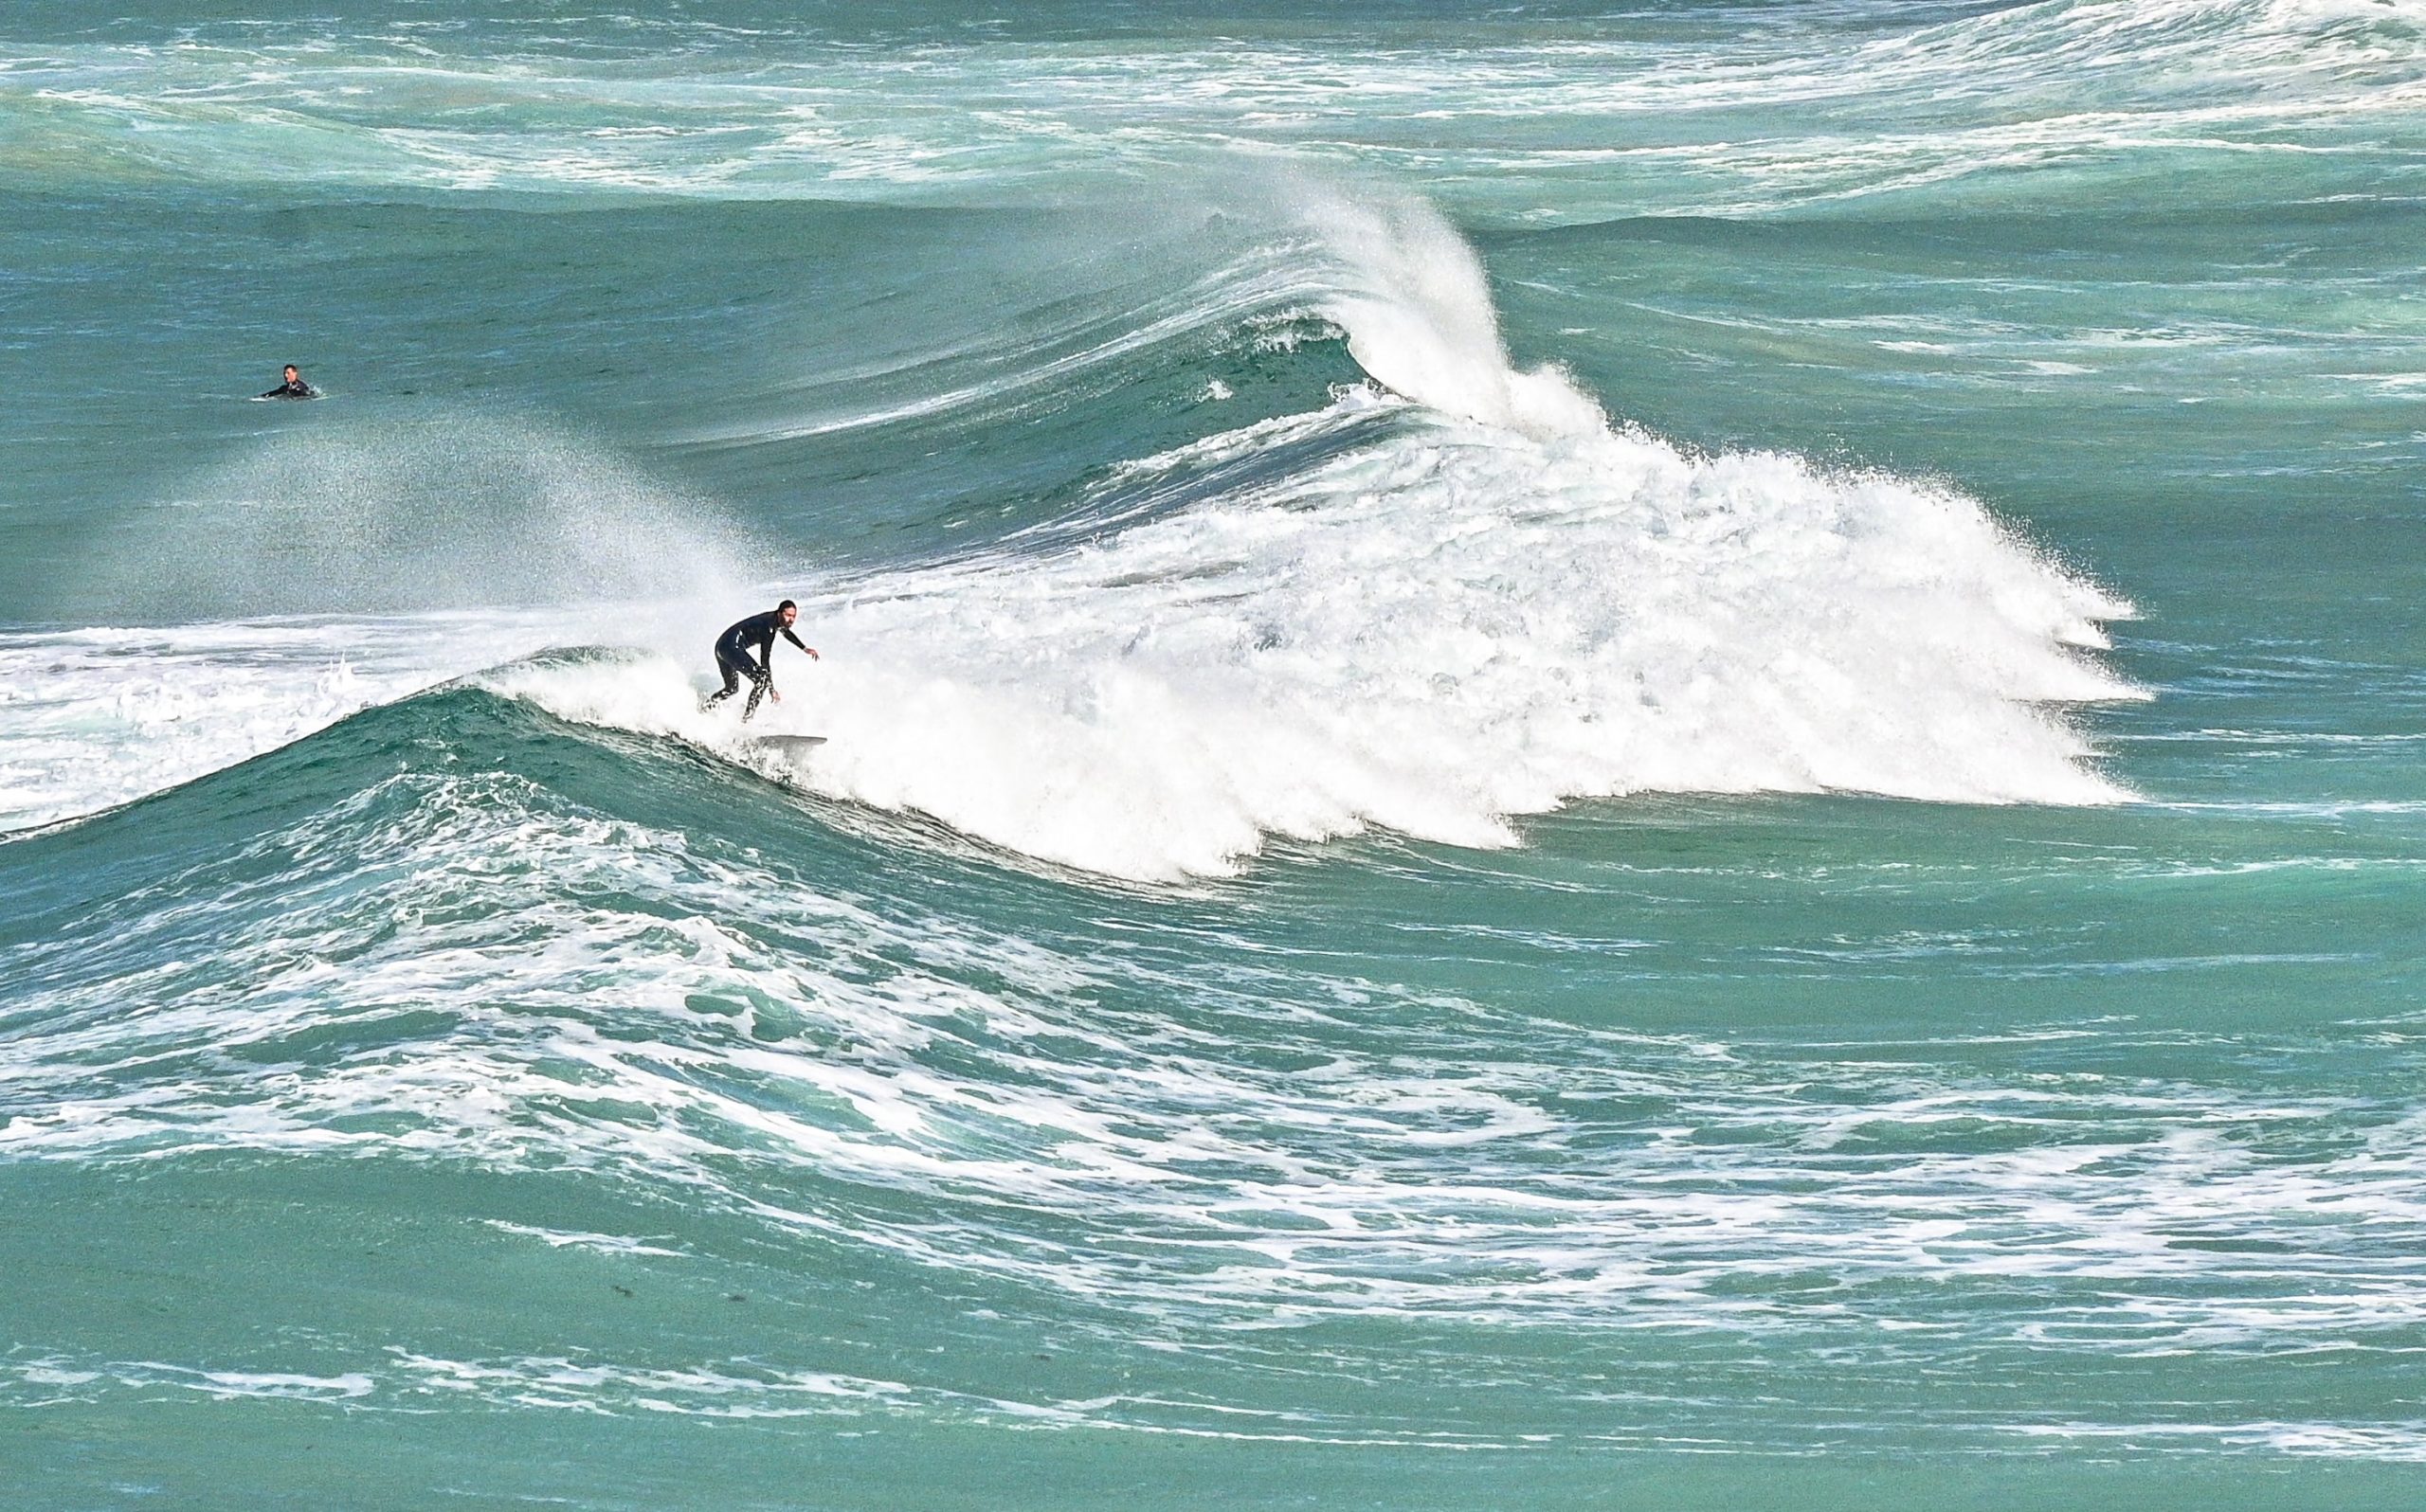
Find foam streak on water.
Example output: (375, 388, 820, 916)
(5, 743, 2421, 1461)
(0, 756, 2410, 1312)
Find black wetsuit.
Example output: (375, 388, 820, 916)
(705, 609, 807, 720)
(260, 378, 318, 399)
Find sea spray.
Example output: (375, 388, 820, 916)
(105, 412, 760, 617)
(1281, 175, 1609, 439)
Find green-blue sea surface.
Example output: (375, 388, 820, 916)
(3, 2, 2422, 1507)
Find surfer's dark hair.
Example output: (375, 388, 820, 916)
(778, 599, 796, 611)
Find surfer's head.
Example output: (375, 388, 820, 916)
(282, 365, 299, 382)
(778, 599, 797, 624)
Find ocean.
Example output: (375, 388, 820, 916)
(3, 2, 2422, 1506)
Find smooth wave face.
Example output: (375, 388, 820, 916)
(4, 3, 2424, 1509)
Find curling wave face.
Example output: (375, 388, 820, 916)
(495, 187, 2137, 879)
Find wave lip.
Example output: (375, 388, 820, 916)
(0, 618, 493, 834)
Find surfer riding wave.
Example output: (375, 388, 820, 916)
(703, 600, 817, 721)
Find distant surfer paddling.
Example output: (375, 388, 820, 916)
(704, 600, 818, 722)
(259, 364, 319, 400)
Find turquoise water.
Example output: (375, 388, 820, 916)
(4, 2, 2423, 1506)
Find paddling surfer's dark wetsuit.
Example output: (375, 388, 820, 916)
(705, 609, 809, 721)
(260, 370, 318, 399)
